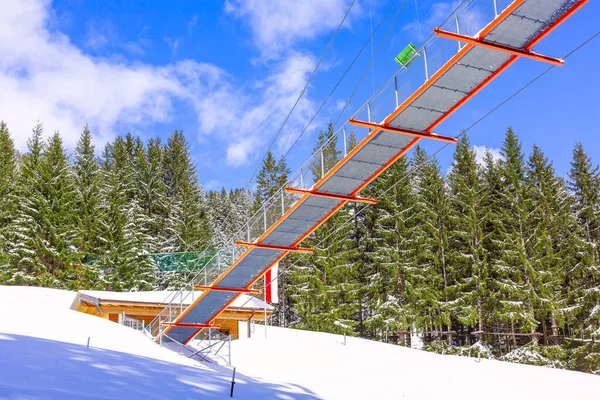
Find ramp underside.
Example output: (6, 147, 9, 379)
(161, 0, 585, 344)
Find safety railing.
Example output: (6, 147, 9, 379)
(145, 0, 514, 342)
(352, 0, 513, 124)
(118, 313, 145, 330)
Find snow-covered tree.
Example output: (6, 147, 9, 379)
(446, 135, 488, 333)
(567, 143, 600, 337)
(163, 130, 210, 253)
(72, 125, 104, 288)
(0, 122, 17, 281)
(407, 146, 449, 334)
(98, 136, 157, 290)
(492, 129, 537, 345)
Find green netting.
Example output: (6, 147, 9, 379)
(81, 250, 218, 273)
(151, 251, 218, 272)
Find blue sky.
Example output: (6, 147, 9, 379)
(1, 0, 598, 191)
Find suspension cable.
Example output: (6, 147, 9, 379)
(246, 0, 358, 188)
(283, 0, 408, 160)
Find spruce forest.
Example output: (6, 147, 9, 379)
(1, 121, 599, 372)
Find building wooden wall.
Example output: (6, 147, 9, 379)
(75, 298, 272, 339)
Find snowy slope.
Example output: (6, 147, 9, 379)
(0, 286, 315, 399)
(1, 286, 599, 399)
(230, 324, 600, 400)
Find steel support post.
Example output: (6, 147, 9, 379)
(320, 149, 325, 178)
(394, 75, 399, 108)
(423, 47, 429, 81)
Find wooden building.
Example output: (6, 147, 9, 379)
(71, 290, 273, 339)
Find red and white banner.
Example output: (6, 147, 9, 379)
(265, 262, 279, 303)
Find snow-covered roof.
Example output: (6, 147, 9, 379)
(73, 290, 273, 311)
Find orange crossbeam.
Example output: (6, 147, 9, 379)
(234, 241, 314, 254)
(285, 187, 378, 205)
(348, 119, 458, 144)
(433, 28, 564, 67)
(194, 285, 262, 294)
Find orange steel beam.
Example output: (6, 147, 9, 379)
(234, 241, 314, 253)
(169, 0, 591, 345)
(285, 186, 378, 205)
(348, 119, 458, 143)
(194, 285, 262, 294)
(434, 28, 564, 66)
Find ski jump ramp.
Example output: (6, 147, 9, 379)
(149, 0, 588, 344)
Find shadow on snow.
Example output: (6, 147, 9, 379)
(0, 333, 320, 399)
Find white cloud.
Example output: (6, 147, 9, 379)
(191, 52, 318, 167)
(472, 145, 503, 165)
(164, 37, 181, 55)
(188, 14, 198, 36)
(446, 145, 503, 175)
(403, 1, 483, 42)
(0, 0, 233, 153)
(0, 0, 322, 170)
(224, 0, 360, 57)
(336, 99, 347, 111)
(404, 1, 461, 41)
(203, 179, 222, 191)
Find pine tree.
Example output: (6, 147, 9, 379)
(360, 163, 407, 341)
(493, 128, 537, 346)
(567, 143, 600, 337)
(408, 146, 450, 335)
(9, 124, 50, 285)
(526, 144, 572, 340)
(229, 188, 253, 237)
(310, 122, 340, 182)
(134, 137, 169, 253)
(163, 131, 211, 253)
(253, 150, 290, 213)
(73, 125, 104, 264)
(381, 154, 419, 343)
(206, 188, 235, 250)
(8, 127, 82, 287)
(0, 122, 17, 281)
(99, 136, 157, 290)
(446, 135, 488, 334)
(40, 132, 79, 285)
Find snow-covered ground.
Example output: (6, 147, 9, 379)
(1, 286, 599, 399)
(0, 286, 314, 399)
(232, 324, 600, 399)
